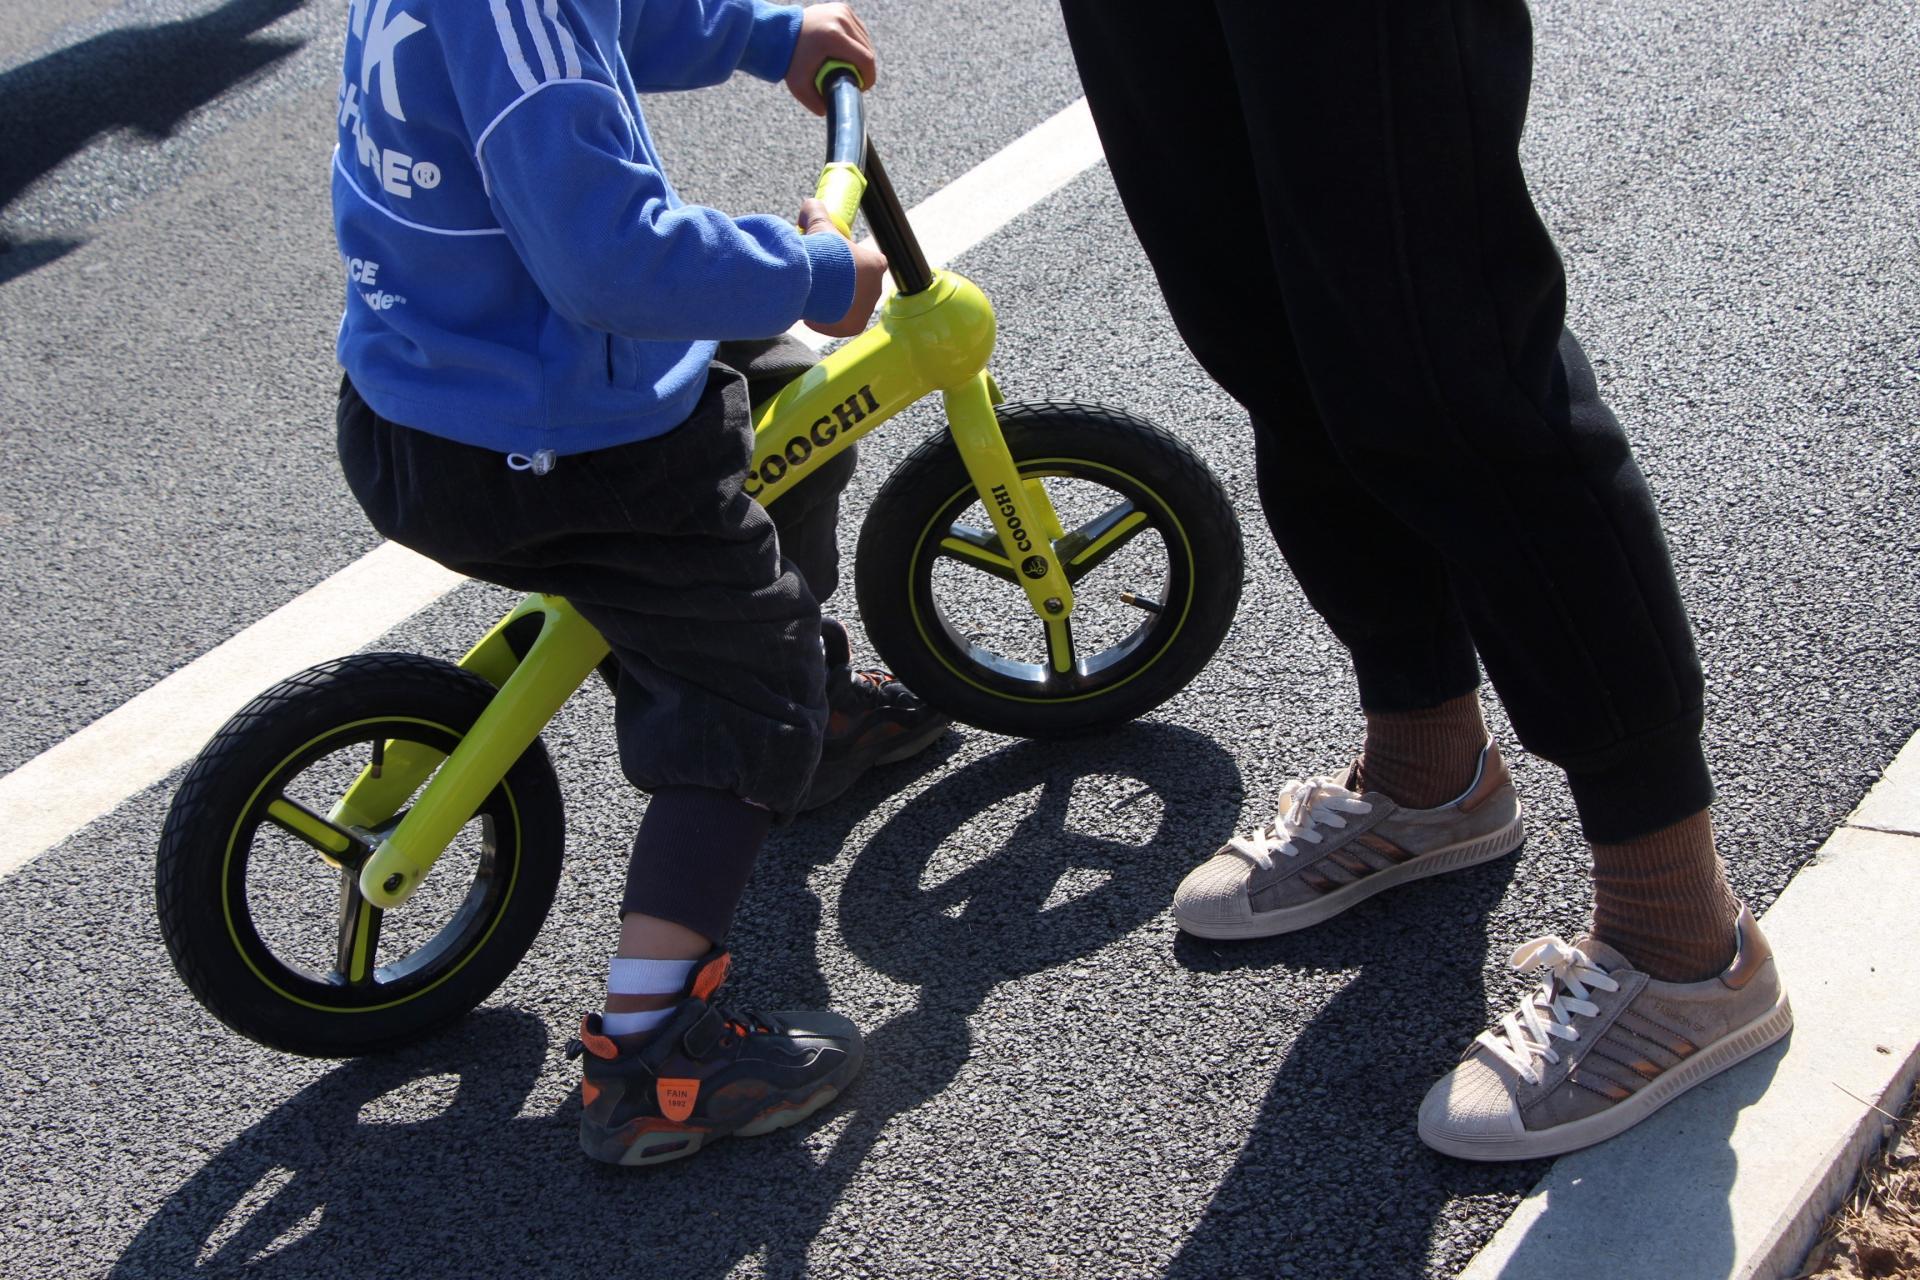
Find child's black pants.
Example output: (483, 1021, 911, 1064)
(337, 336, 848, 940)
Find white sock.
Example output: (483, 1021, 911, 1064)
(601, 955, 697, 1037)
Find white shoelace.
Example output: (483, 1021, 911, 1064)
(1225, 775, 1373, 871)
(1478, 937, 1622, 1085)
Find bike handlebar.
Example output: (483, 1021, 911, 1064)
(812, 61, 868, 234)
(808, 62, 936, 296)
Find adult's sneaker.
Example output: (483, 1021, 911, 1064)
(1418, 905, 1791, 1161)
(568, 949, 864, 1166)
(1172, 743, 1524, 939)
(801, 617, 951, 810)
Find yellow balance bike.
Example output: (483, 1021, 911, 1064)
(156, 67, 1244, 1055)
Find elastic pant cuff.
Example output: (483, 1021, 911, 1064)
(620, 786, 773, 943)
(1565, 724, 1715, 844)
(1350, 636, 1482, 716)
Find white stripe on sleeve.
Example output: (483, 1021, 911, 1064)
(545, 0, 582, 79)
(518, 0, 562, 82)
(488, 0, 540, 91)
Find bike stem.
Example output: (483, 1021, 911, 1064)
(861, 143, 934, 298)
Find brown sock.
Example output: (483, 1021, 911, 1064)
(1589, 809, 1741, 982)
(1356, 692, 1489, 808)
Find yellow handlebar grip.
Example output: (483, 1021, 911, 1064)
(813, 59, 865, 95)
(811, 161, 867, 236)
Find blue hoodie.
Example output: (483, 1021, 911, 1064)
(332, 0, 856, 457)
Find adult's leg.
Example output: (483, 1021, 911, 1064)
(1064, 0, 1736, 977)
(1059, 1, 1483, 722)
(1202, 0, 1714, 844)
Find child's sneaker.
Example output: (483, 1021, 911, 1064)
(1172, 743, 1524, 938)
(1418, 905, 1791, 1161)
(801, 617, 951, 810)
(568, 949, 864, 1166)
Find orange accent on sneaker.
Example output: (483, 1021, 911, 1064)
(577, 1016, 619, 1060)
(1458, 743, 1512, 813)
(1328, 850, 1375, 878)
(623, 1115, 702, 1137)
(1721, 906, 1773, 991)
(692, 952, 731, 1002)
(580, 1078, 603, 1108)
(657, 1077, 701, 1122)
(1357, 832, 1416, 864)
(1570, 1069, 1633, 1102)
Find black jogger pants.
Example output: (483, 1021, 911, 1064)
(1060, 0, 1711, 840)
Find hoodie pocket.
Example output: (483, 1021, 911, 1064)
(605, 333, 638, 388)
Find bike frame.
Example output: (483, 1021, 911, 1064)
(337, 77, 1085, 911)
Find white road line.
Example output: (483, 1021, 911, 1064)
(0, 96, 1105, 880)
(0, 544, 465, 877)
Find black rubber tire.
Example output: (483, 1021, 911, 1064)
(155, 653, 564, 1057)
(855, 401, 1242, 738)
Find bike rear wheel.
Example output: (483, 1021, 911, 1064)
(156, 653, 564, 1056)
(856, 401, 1242, 738)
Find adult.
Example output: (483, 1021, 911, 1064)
(1057, 0, 1791, 1159)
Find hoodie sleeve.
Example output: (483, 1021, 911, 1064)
(620, 0, 803, 91)
(475, 80, 853, 338)
(442, 2, 852, 339)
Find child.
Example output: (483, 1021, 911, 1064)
(330, 0, 944, 1165)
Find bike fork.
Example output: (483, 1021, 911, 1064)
(942, 374, 1080, 673)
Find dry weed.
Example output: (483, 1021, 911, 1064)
(1795, 1074, 1920, 1280)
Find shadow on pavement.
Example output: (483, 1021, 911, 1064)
(0, 0, 308, 284)
(109, 723, 1243, 1278)
(107, 1009, 561, 1278)
(1164, 845, 1538, 1276)
(1466, 1037, 1788, 1279)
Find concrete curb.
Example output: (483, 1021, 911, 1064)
(1850, 732, 1920, 839)
(1458, 735, 1920, 1280)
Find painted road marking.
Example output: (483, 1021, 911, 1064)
(0, 96, 1105, 879)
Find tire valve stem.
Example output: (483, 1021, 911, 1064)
(369, 738, 385, 780)
(1119, 592, 1164, 614)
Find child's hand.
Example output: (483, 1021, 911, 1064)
(785, 3, 876, 116)
(799, 197, 888, 338)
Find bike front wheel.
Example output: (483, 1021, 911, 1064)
(855, 401, 1242, 738)
(155, 653, 565, 1056)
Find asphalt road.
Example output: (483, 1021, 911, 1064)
(1, 1, 1916, 1277)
